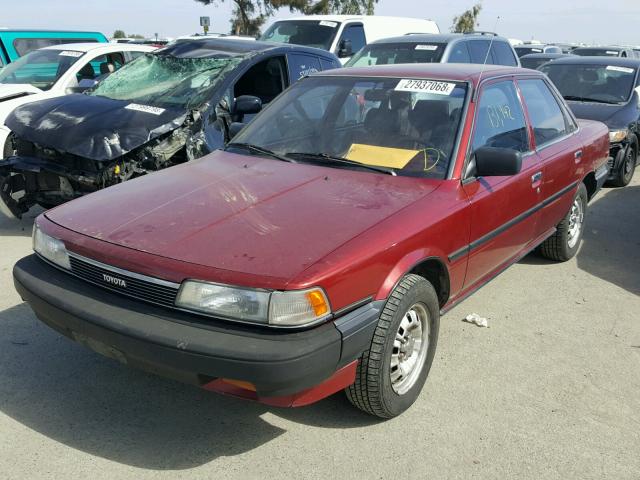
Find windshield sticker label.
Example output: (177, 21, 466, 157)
(415, 45, 438, 51)
(319, 20, 338, 28)
(607, 65, 634, 73)
(395, 79, 456, 95)
(606, 51, 619, 55)
(125, 103, 166, 115)
(58, 50, 83, 58)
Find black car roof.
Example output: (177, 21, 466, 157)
(158, 38, 333, 59)
(572, 46, 626, 51)
(369, 33, 510, 45)
(520, 53, 569, 59)
(546, 56, 640, 67)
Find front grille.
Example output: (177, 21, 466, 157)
(68, 254, 180, 308)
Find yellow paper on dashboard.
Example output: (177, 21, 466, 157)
(345, 144, 419, 169)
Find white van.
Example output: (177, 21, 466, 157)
(260, 15, 440, 64)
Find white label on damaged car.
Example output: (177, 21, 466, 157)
(606, 65, 634, 74)
(395, 79, 456, 95)
(319, 20, 338, 28)
(125, 103, 166, 115)
(58, 51, 83, 57)
(415, 45, 439, 51)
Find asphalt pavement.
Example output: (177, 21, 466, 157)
(0, 176, 638, 479)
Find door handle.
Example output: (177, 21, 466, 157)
(531, 171, 543, 184)
(574, 150, 583, 163)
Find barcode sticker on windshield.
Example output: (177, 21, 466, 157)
(125, 103, 166, 115)
(606, 51, 619, 55)
(59, 51, 83, 57)
(395, 79, 456, 95)
(607, 65, 634, 73)
(319, 20, 338, 28)
(415, 45, 438, 51)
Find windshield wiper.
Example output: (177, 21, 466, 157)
(563, 95, 619, 104)
(285, 152, 396, 176)
(227, 143, 296, 163)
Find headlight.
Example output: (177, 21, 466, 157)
(32, 223, 71, 270)
(609, 129, 628, 143)
(175, 281, 331, 327)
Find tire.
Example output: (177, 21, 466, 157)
(609, 138, 637, 187)
(345, 274, 440, 418)
(539, 183, 588, 262)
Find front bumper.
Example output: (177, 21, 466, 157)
(13, 254, 382, 403)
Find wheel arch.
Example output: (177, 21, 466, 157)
(375, 252, 451, 308)
(582, 171, 598, 201)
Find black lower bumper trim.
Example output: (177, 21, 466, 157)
(13, 255, 381, 397)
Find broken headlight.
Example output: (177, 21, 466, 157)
(609, 129, 628, 143)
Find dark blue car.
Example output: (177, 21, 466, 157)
(541, 56, 640, 186)
(0, 39, 341, 217)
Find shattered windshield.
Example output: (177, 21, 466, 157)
(90, 53, 242, 109)
(230, 76, 468, 179)
(347, 43, 446, 67)
(0, 49, 84, 90)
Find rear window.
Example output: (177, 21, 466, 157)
(491, 41, 518, 66)
(467, 40, 491, 64)
(260, 21, 341, 51)
(346, 42, 446, 67)
(13, 38, 98, 56)
(521, 57, 552, 70)
(572, 48, 621, 57)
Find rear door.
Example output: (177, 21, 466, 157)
(517, 77, 580, 236)
(460, 79, 541, 288)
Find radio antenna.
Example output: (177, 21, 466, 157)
(477, 16, 501, 89)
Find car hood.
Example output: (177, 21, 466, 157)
(5, 94, 188, 161)
(567, 100, 637, 129)
(0, 83, 43, 101)
(46, 150, 439, 283)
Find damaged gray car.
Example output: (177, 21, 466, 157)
(0, 38, 340, 217)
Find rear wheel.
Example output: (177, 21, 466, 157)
(539, 183, 588, 262)
(345, 274, 439, 418)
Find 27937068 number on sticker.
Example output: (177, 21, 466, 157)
(395, 79, 456, 95)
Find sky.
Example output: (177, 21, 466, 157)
(2, 0, 639, 45)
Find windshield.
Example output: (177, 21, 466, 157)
(514, 46, 545, 57)
(521, 57, 553, 70)
(90, 53, 241, 109)
(346, 43, 446, 67)
(259, 20, 340, 50)
(540, 63, 637, 104)
(0, 49, 84, 90)
(230, 76, 468, 179)
(572, 48, 621, 57)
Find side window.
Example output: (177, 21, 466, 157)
(234, 56, 287, 105)
(467, 40, 491, 64)
(339, 24, 366, 54)
(518, 79, 570, 146)
(125, 51, 145, 62)
(287, 53, 321, 81)
(491, 41, 518, 66)
(448, 41, 471, 63)
(472, 81, 529, 153)
(319, 57, 340, 70)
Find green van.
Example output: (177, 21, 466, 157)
(0, 30, 108, 67)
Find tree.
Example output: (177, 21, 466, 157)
(451, 2, 482, 33)
(194, 0, 377, 35)
(112, 30, 126, 39)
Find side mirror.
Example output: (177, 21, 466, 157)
(228, 122, 245, 140)
(338, 38, 353, 58)
(473, 147, 522, 177)
(231, 95, 262, 116)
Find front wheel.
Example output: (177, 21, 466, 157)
(539, 183, 588, 262)
(609, 140, 637, 187)
(345, 274, 440, 418)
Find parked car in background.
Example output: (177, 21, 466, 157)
(520, 52, 571, 70)
(0, 38, 340, 217)
(514, 43, 562, 57)
(13, 63, 609, 419)
(553, 43, 580, 54)
(0, 30, 108, 66)
(572, 46, 638, 58)
(0, 43, 156, 159)
(259, 15, 440, 64)
(540, 57, 640, 186)
(345, 32, 519, 67)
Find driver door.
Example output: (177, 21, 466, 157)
(461, 79, 542, 289)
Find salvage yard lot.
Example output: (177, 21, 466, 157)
(0, 177, 639, 479)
